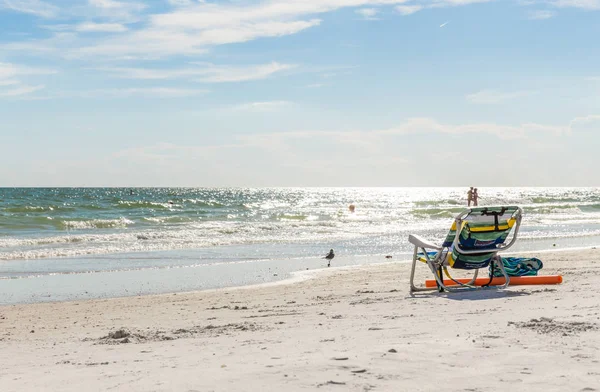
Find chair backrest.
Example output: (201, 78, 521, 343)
(442, 206, 523, 270)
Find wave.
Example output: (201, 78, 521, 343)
(0, 216, 65, 231)
(142, 216, 194, 224)
(407, 202, 600, 219)
(579, 204, 600, 212)
(409, 207, 463, 219)
(184, 199, 230, 208)
(117, 200, 177, 209)
(0, 220, 362, 260)
(413, 199, 462, 207)
(523, 204, 600, 217)
(530, 196, 583, 204)
(519, 229, 600, 240)
(2, 205, 75, 213)
(60, 218, 134, 230)
(524, 205, 582, 215)
(116, 199, 237, 210)
(277, 214, 314, 221)
(2, 187, 600, 262)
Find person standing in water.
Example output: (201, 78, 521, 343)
(467, 187, 474, 206)
(473, 188, 479, 206)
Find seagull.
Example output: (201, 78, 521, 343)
(324, 249, 335, 267)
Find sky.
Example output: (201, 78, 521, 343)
(1, 0, 599, 187)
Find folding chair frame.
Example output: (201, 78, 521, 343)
(409, 206, 523, 293)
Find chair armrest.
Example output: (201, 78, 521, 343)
(408, 234, 442, 250)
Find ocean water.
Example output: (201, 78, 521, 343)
(1, 187, 600, 303)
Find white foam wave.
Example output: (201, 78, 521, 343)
(62, 217, 134, 230)
(2, 187, 600, 262)
(0, 221, 366, 260)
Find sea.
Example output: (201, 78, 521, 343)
(1, 187, 600, 304)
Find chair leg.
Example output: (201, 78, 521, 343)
(409, 246, 418, 292)
(494, 255, 511, 289)
(409, 246, 437, 293)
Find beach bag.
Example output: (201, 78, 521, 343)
(489, 257, 543, 277)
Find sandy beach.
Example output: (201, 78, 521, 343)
(1, 248, 600, 392)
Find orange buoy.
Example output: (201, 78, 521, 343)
(424, 275, 563, 288)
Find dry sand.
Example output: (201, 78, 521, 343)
(1, 249, 600, 391)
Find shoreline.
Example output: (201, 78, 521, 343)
(1, 248, 599, 391)
(2, 242, 600, 306)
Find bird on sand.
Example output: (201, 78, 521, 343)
(324, 249, 335, 267)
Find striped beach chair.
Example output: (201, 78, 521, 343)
(408, 206, 523, 293)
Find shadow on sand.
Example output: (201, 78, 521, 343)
(410, 288, 532, 301)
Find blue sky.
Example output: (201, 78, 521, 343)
(1, 0, 599, 186)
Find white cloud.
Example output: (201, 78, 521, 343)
(355, 7, 380, 19)
(147, 0, 491, 33)
(0, 84, 45, 97)
(466, 89, 537, 104)
(75, 19, 321, 58)
(0, 79, 19, 86)
(232, 101, 291, 111)
(550, 0, 600, 10)
(0, 62, 55, 98)
(39, 24, 73, 32)
(1, 32, 79, 55)
(1, 0, 501, 60)
(75, 22, 128, 33)
(149, 1, 405, 30)
(374, 117, 566, 139)
(0, 63, 19, 80)
(97, 62, 296, 83)
(0, 62, 56, 79)
(568, 114, 600, 134)
(194, 62, 296, 83)
(429, 0, 491, 6)
(81, 87, 209, 98)
(12, 112, 591, 186)
(101, 115, 577, 186)
(528, 9, 556, 19)
(166, 0, 195, 6)
(396, 4, 424, 14)
(72, 0, 493, 59)
(237, 117, 567, 147)
(87, 0, 147, 22)
(397, 0, 491, 15)
(0, 0, 148, 22)
(0, 0, 58, 18)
